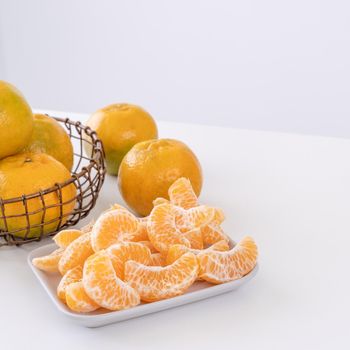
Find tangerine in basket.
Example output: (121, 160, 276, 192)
(118, 139, 202, 216)
(0, 80, 33, 159)
(0, 152, 76, 238)
(23, 113, 74, 171)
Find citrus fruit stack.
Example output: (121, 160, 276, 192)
(0, 81, 76, 238)
(32, 177, 258, 313)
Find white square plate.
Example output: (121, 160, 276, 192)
(28, 242, 258, 328)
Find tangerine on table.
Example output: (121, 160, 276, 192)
(125, 252, 198, 302)
(118, 139, 203, 216)
(85, 103, 158, 175)
(83, 251, 140, 311)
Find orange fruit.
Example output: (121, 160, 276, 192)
(106, 242, 151, 280)
(57, 266, 83, 302)
(137, 240, 158, 253)
(65, 281, 99, 313)
(58, 232, 94, 275)
(150, 253, 166, 266)
(125, 252, 198, 302)
(32, 248, 64, 273)
(168, 177, 198, 209)
(197, 236, 258, 284)
(85, 103, 158, 175)
(53, 229, 83, 248)
(118, 138, 202, 216)
(147, 203, 190, 254)
(0, 80, 33, 159)
(90, 209, 140, 251)
(0, 152, 76, 238)
(83, 251, 140, 310)
(23, 113, 74, 170)
(166, 240, 230, 265)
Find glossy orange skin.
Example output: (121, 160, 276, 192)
(0, 80, 33, 159)
(85, 103, 158, 175)
(0, 153, 76, 238)
(118, 139, 203, 216)
(24, 114, 74, 171)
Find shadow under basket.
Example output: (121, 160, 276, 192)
(0, 115, 106, 247)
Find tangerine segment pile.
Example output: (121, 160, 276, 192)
(197, 236, 258, 284)
(33, 176, 258, 314)
(91, 209, 140, 252)
(83, 252, 140, 311)
(125, 252, 198, 302)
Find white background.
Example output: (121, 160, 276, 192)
(1, 0, 350, 137)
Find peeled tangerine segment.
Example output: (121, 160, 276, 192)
(166, 240, 230, 265)
(147, 203, 191, 254)
(57, 265, 83, 302)
(168, 177, 198, 209)
(53, 229, 83, 248)
(90, 209, 140, 252)
(125, 252, 198, 302)
(183, 228, 203, 249)
(197, 236, 258, 284)
(32, 248, 64, 273)
(150, 253, 166, 266)
(58, 232, 94, 275)
(65, 281, 99, 313)
(201, 224, 230, 247)
(106, 242, 152, 280)
(83, 251, 140, 311)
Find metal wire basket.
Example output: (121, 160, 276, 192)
(0, 115, 106, 247)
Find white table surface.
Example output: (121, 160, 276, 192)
(1, 110, 349, 349)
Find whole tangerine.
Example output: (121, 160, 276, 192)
(118, 138, 202, 216)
